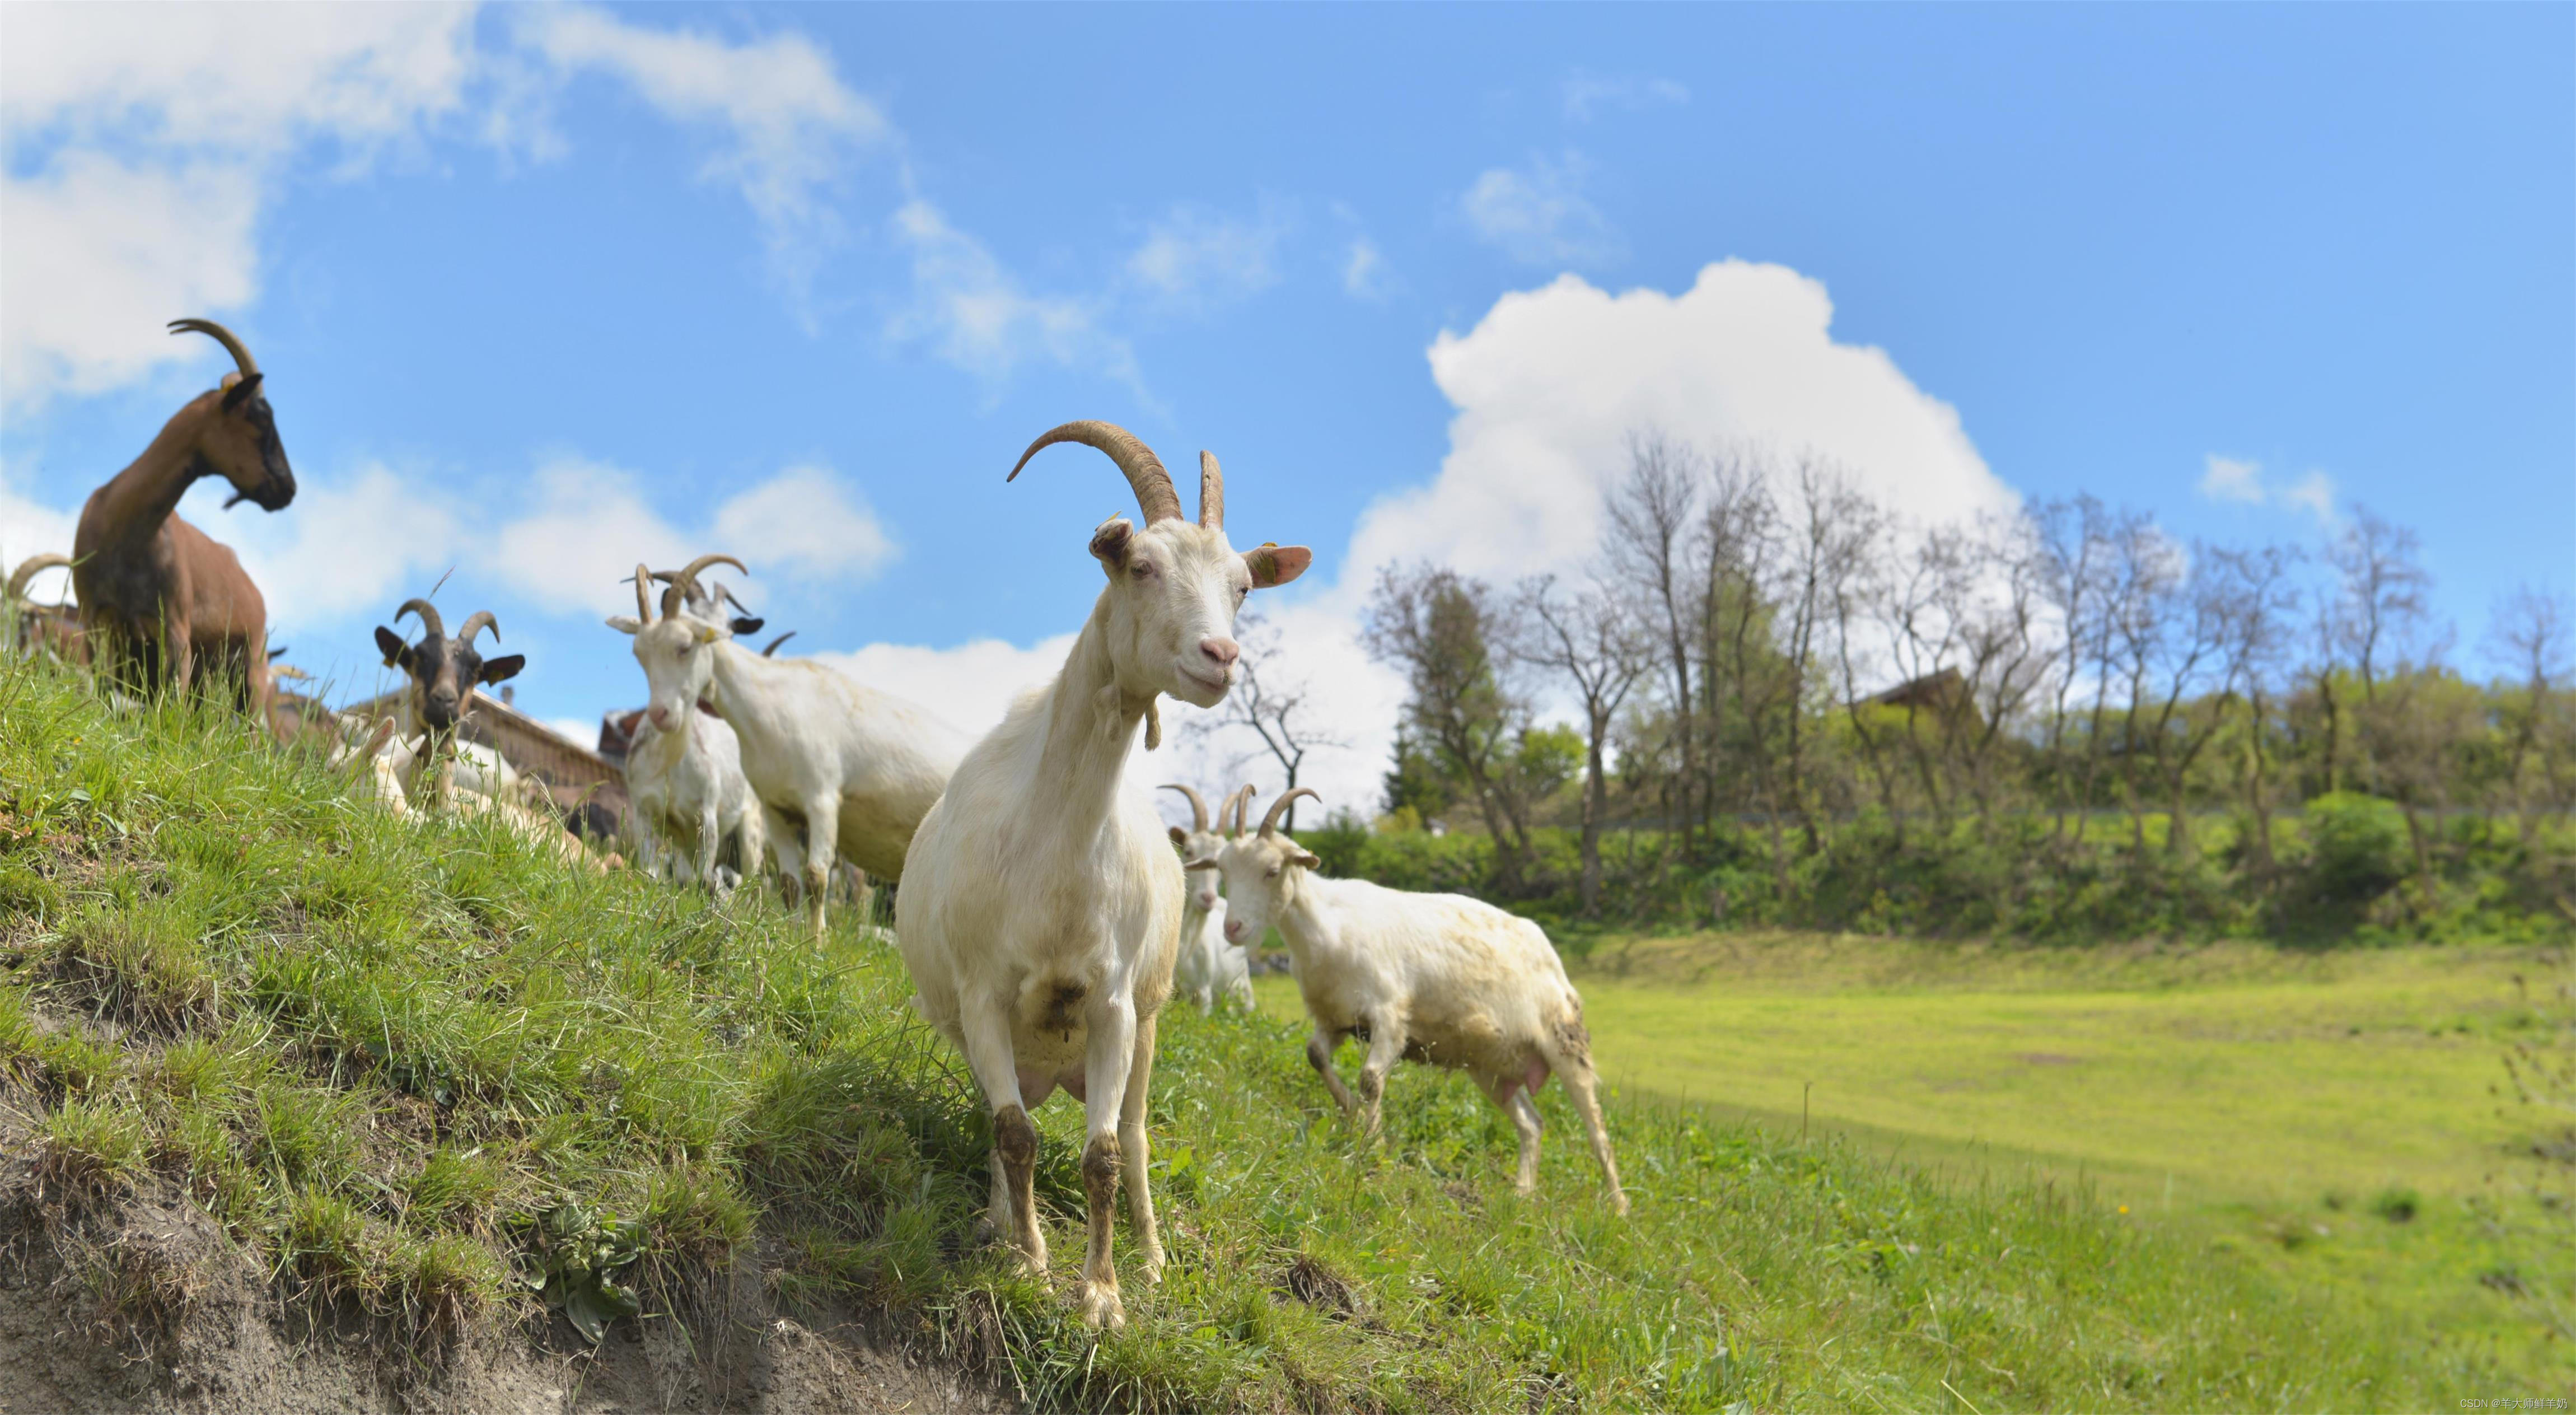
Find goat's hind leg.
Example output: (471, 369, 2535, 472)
(1541, 1020, 1629, 1216)
(1483, 1073, 1545, 1197)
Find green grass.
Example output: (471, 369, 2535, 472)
(0, 657, 2538, 1410)
(1404, 930, 2570, 1386)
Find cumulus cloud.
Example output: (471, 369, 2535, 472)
(2195, 453, 2336, 525)
(0, 465, 81, 601)
(1560, 72, 1689, 122)
(1342, 237, 1389, 300)
(710, 465, 897, 582)
(1461, 151, 1623, 268)
(809, 634, 1078, 744)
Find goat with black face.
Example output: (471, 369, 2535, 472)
(374, 599, 526, 746)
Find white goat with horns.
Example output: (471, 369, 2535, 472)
(615, 565, 769, 896)
(1217, 787, 1629, 1214)
(1162, 783, 1254, 1015)
(897, 421, 1311, 1327)
(610, 553, 967, 936)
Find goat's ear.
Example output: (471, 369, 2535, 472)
(605, 615, 642, 636)
(1291, 848, 1322, 870)
(1168, 825, 1188, 847)
(476, 654, 525, 685)
(367, 716, 397, 753)
(373, 625, 409, 669)
(1243, 543, 1312, 589)
(1088, 516, 1134, 571)
(219, 371, 264, 411)
(728, 615, 764, 636)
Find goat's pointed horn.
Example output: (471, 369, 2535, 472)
(1198, 450, 1223, 530)
(1007, 421, 1182, 525)
(168, 318, 259, 379)
(396, 598, 445, 641)
(666, 555, 749, 622)
(1223, 783, 1257, 838)
(761, 631, 796, 657)
(8, 553, 71, 602)
(458, 611, 499, 648)
(1259, 788, 1319, 838)
(633, 564, 655, 623)
(1160, 783, 1210, 833)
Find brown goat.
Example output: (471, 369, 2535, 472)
(6, 553, 87, 665)
(71, 319, 296, 713)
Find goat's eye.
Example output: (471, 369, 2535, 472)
(1130, 561, 1155, 580)
(1265, 867, 1280, 880)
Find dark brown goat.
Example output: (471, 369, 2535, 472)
(6, 554, 87, 665)
(71, 320, 295, 713)
(373, 599, 526, 744)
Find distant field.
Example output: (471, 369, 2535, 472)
(1265, 930, 2573, 1383)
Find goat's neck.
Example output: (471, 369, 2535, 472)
(1275, 871, 1343, 962)
(1028, 595, 1153, 833)
(91, 397, 216, 544)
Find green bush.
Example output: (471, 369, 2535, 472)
(2302, 792, 2411, 902)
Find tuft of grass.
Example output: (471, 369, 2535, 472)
(0, 652, 2533, 1407)
(38, 1094, 151, 1204)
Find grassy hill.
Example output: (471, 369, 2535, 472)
(0, 659, 2517, 1411)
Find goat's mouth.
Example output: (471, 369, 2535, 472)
(223, 478, 296, 512)
(1176, 666, 1229, 700)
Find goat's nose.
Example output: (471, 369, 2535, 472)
(1198, 636, 1240, 669)
(1224, 918, 1244, 942)
(647, 704, 670, 730)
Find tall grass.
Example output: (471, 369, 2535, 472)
(0, 657, 2500, 1409)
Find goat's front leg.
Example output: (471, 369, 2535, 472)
(957, 994, 1045, 1276)
(798, 794, 840, 940)
(1077, 993, 1140, 1328)
(1354, 1018, 1406, 1141)
(1305, 1026, 1358, 1118)
(736, 798, 769, 896)
(1119, 1010, 1163, 1290)
(695, 797, 724, 896)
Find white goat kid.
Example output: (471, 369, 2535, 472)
(1162, 783, 1253, 1015)
(611, 554, 968, 937)
(611, 567, 769, 896)
(1219, 788, 1628, 1215)
(898, 422, 1310, 1327)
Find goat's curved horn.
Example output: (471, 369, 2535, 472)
(1198, 450, 1223, 530)
(396, 598, 445, 641)
(1007, 421, 1181, 525)
(662, 554, 748, 620)
(1222, 783, 1257, 838)
(1259, 787, 1319, 838)
(633, 564, 655, 623)
(761, 631, 797, 657)
(1160, 783, 1210, 833)
(459, 611, 499, 648)
(7, 553, 71, 603)
(167, 318, 258, 379)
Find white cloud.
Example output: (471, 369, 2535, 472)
(885, 196, 1138, 391)
(1342, 237, 1389, 300)
(2194, 453, 2336, 526)
(0, 465, 81, 601)
(1560, 72, 1689, 122)
(190, 462, 465, 638)
(0, 4, 476, 407)
(543, 716, 602, 749)
(1124, 200, 1288, 312)
(2199, 454, 2265, 504)
(810, 633, 1078, 744)
(1461, 152, 1623, 268)
(710, 465, 897, 582)
(513, 7, 885, 298)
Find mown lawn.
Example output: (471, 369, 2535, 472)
(1278, 930, 2575, 1389)
(0, 658, 2541, 1410)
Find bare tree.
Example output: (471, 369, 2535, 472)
(1514, 573, 1650, 916)
(2484, 585, 2575, 842)
(1364, 563, 1537, 890)
(1181, 611, 1348, 833)
(1603, 433, 1703, 847)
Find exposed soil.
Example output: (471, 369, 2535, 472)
(0, 1166, 1012, 1415)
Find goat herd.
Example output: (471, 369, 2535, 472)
(5, 320, 1628, 1328)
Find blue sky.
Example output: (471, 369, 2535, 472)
(3, 3, 2569, 813)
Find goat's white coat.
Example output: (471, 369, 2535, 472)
(624, 706, 767, 893)
(1218, 816, 1628, 1212)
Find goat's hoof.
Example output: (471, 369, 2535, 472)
(1074, 1281, 1125, 1329)
(1138, 1252, 1165, 1288)
(1609, 1191, 1631, 1217)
